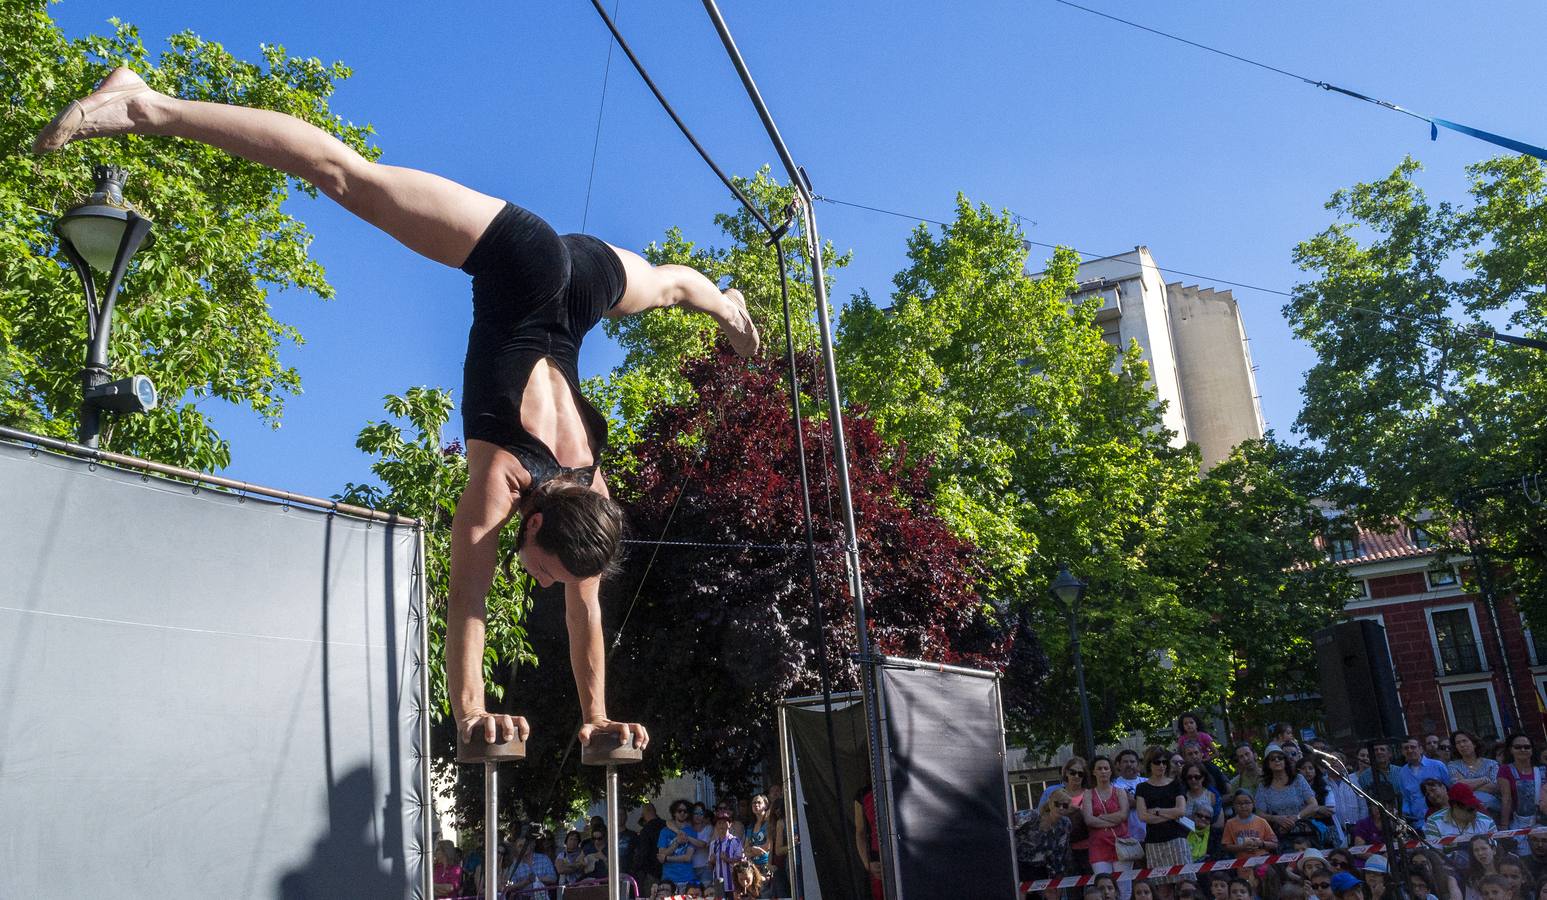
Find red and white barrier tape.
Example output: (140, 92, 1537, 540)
(1020, 824, 1547, 893)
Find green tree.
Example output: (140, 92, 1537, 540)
(1288, 156, 1547, 621)
(837, 197, 1212, 750)
(1161, 439, 1356, 732)
(1, 2, 376, 469)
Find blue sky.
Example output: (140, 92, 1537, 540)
(46, 0, 1547, 498)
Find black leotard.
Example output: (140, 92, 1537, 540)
(458, 202, 624, 488)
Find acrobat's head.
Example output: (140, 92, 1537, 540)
(516, 475, 623, 585)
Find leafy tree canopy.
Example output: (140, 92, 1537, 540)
(1, 2, 376, 469)
(838, 198, 1344, 750)
(1288, 156, 1547, 620)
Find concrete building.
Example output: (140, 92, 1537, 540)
(1066, 247, 1266, 468)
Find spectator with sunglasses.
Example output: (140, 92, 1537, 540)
(1017, 788, 1075, 892)
(659, 800, 699, 888)
(1254, 750, 1318, 836)
(1043, 757, 1091, 871)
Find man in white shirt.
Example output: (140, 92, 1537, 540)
(1326, 752, 1369, 848)
(1112, 748, 1148, 843)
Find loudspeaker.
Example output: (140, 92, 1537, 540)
(1314, 620, 1405, 747)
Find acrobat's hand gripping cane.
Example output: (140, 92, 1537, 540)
(458, 730, 527, 900)
(582, 731, 644, 900)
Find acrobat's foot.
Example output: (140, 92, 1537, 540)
(32, 67, 155, 154)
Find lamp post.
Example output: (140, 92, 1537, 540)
(54, 164, 156, 448)
(1050, 565, 1095, 759)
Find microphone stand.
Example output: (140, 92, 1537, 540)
(1307, 745, 1437, 900)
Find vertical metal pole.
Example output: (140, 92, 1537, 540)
(607, 766, 622, 900)
(993, 675, 1019, 893)
(484, 762, 499, 900)
(777, 703, 799, 897)
(417, 529, 435, 900)
(693, 5, 895, 895)
(1069, 603, 1095, 759)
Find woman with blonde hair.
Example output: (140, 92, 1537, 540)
(1018, 788, 1076, 889)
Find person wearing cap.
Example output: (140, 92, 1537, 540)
(1362, 855, 1389, 900)
(1331, 871, 1366, 900)
(1425, 782, 1497, 841)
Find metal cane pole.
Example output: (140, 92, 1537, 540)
(607, 766, 622, 900)
(485, 761, 499, 900)
(583, 732, 644, 900)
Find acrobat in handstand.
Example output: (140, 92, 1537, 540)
(35, 67, 762, 752)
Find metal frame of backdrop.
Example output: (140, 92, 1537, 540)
(778, 658, 1018, 899)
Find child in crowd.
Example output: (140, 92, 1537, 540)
(1222, 792, 1278, 860)
(1178, 713, 1217, 760)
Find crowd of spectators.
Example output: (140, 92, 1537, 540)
(1016, 714, 1547, 900)
(433, 785, 790, 899)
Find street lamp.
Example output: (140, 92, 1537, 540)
(1050, 565, 1095, 759)
(54, 164, 157, 447)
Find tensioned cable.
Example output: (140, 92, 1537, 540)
(585, 0, 855, 868)
(815, 194, 1295, 298)
(1047, 0, 1547, 161)
(580, 0, 623, 232)
(814, 193, 1547, 349)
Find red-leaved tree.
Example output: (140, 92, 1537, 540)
(604, 348, 1043, 791)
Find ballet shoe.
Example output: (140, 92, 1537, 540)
(32, 67, 151, 154)
(722, 287, 760, 357)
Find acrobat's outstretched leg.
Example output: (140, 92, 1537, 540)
(34, 67, 503, 269)
(605, 243, 760, 356)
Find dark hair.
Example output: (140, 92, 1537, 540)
(1506, 732, 1535, 757)
(1181, 762, 1210, 791)
(1145, 746, 1171, 771)
(1297, 757, 1331, 803)
(517, 474, 624, 579)
(1116, 748, 1140, 764)
(1263, 751, 1293, 788)
(1094, 873, 1118, 890)
(1178, 712, 1202, 734)
(1451, 730, 1481, 760)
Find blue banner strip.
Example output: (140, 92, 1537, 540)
(1430, 118, 1547, 162)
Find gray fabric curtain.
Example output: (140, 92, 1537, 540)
(879, 663, 1017, 898)
(0, 438, 427, 899)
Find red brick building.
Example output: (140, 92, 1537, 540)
(1335, 524, 1547, 743)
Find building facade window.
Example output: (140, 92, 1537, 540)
(1442, 684, 1502, 739)
(1329, 538, 1360, 562)
(1429, 606, 1486, 675)
(1413, 526, 1433, 550)
(1428, 567, 1459, 589)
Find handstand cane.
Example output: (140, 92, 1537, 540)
(583, 731, 645, 900)
(459, 730, 527, 900)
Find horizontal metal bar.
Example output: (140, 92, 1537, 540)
(781, 691, 863, 709)
(867, 655, 1001, 680)
(0, 424, 418, 527)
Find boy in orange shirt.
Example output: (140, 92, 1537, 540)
(1221, 791, 1279, 860)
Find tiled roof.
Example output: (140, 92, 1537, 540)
(1320, 523, 1466, 567)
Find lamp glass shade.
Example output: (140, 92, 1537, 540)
(1049, 566, 1087, 606)
(58, 209, 130, 273)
